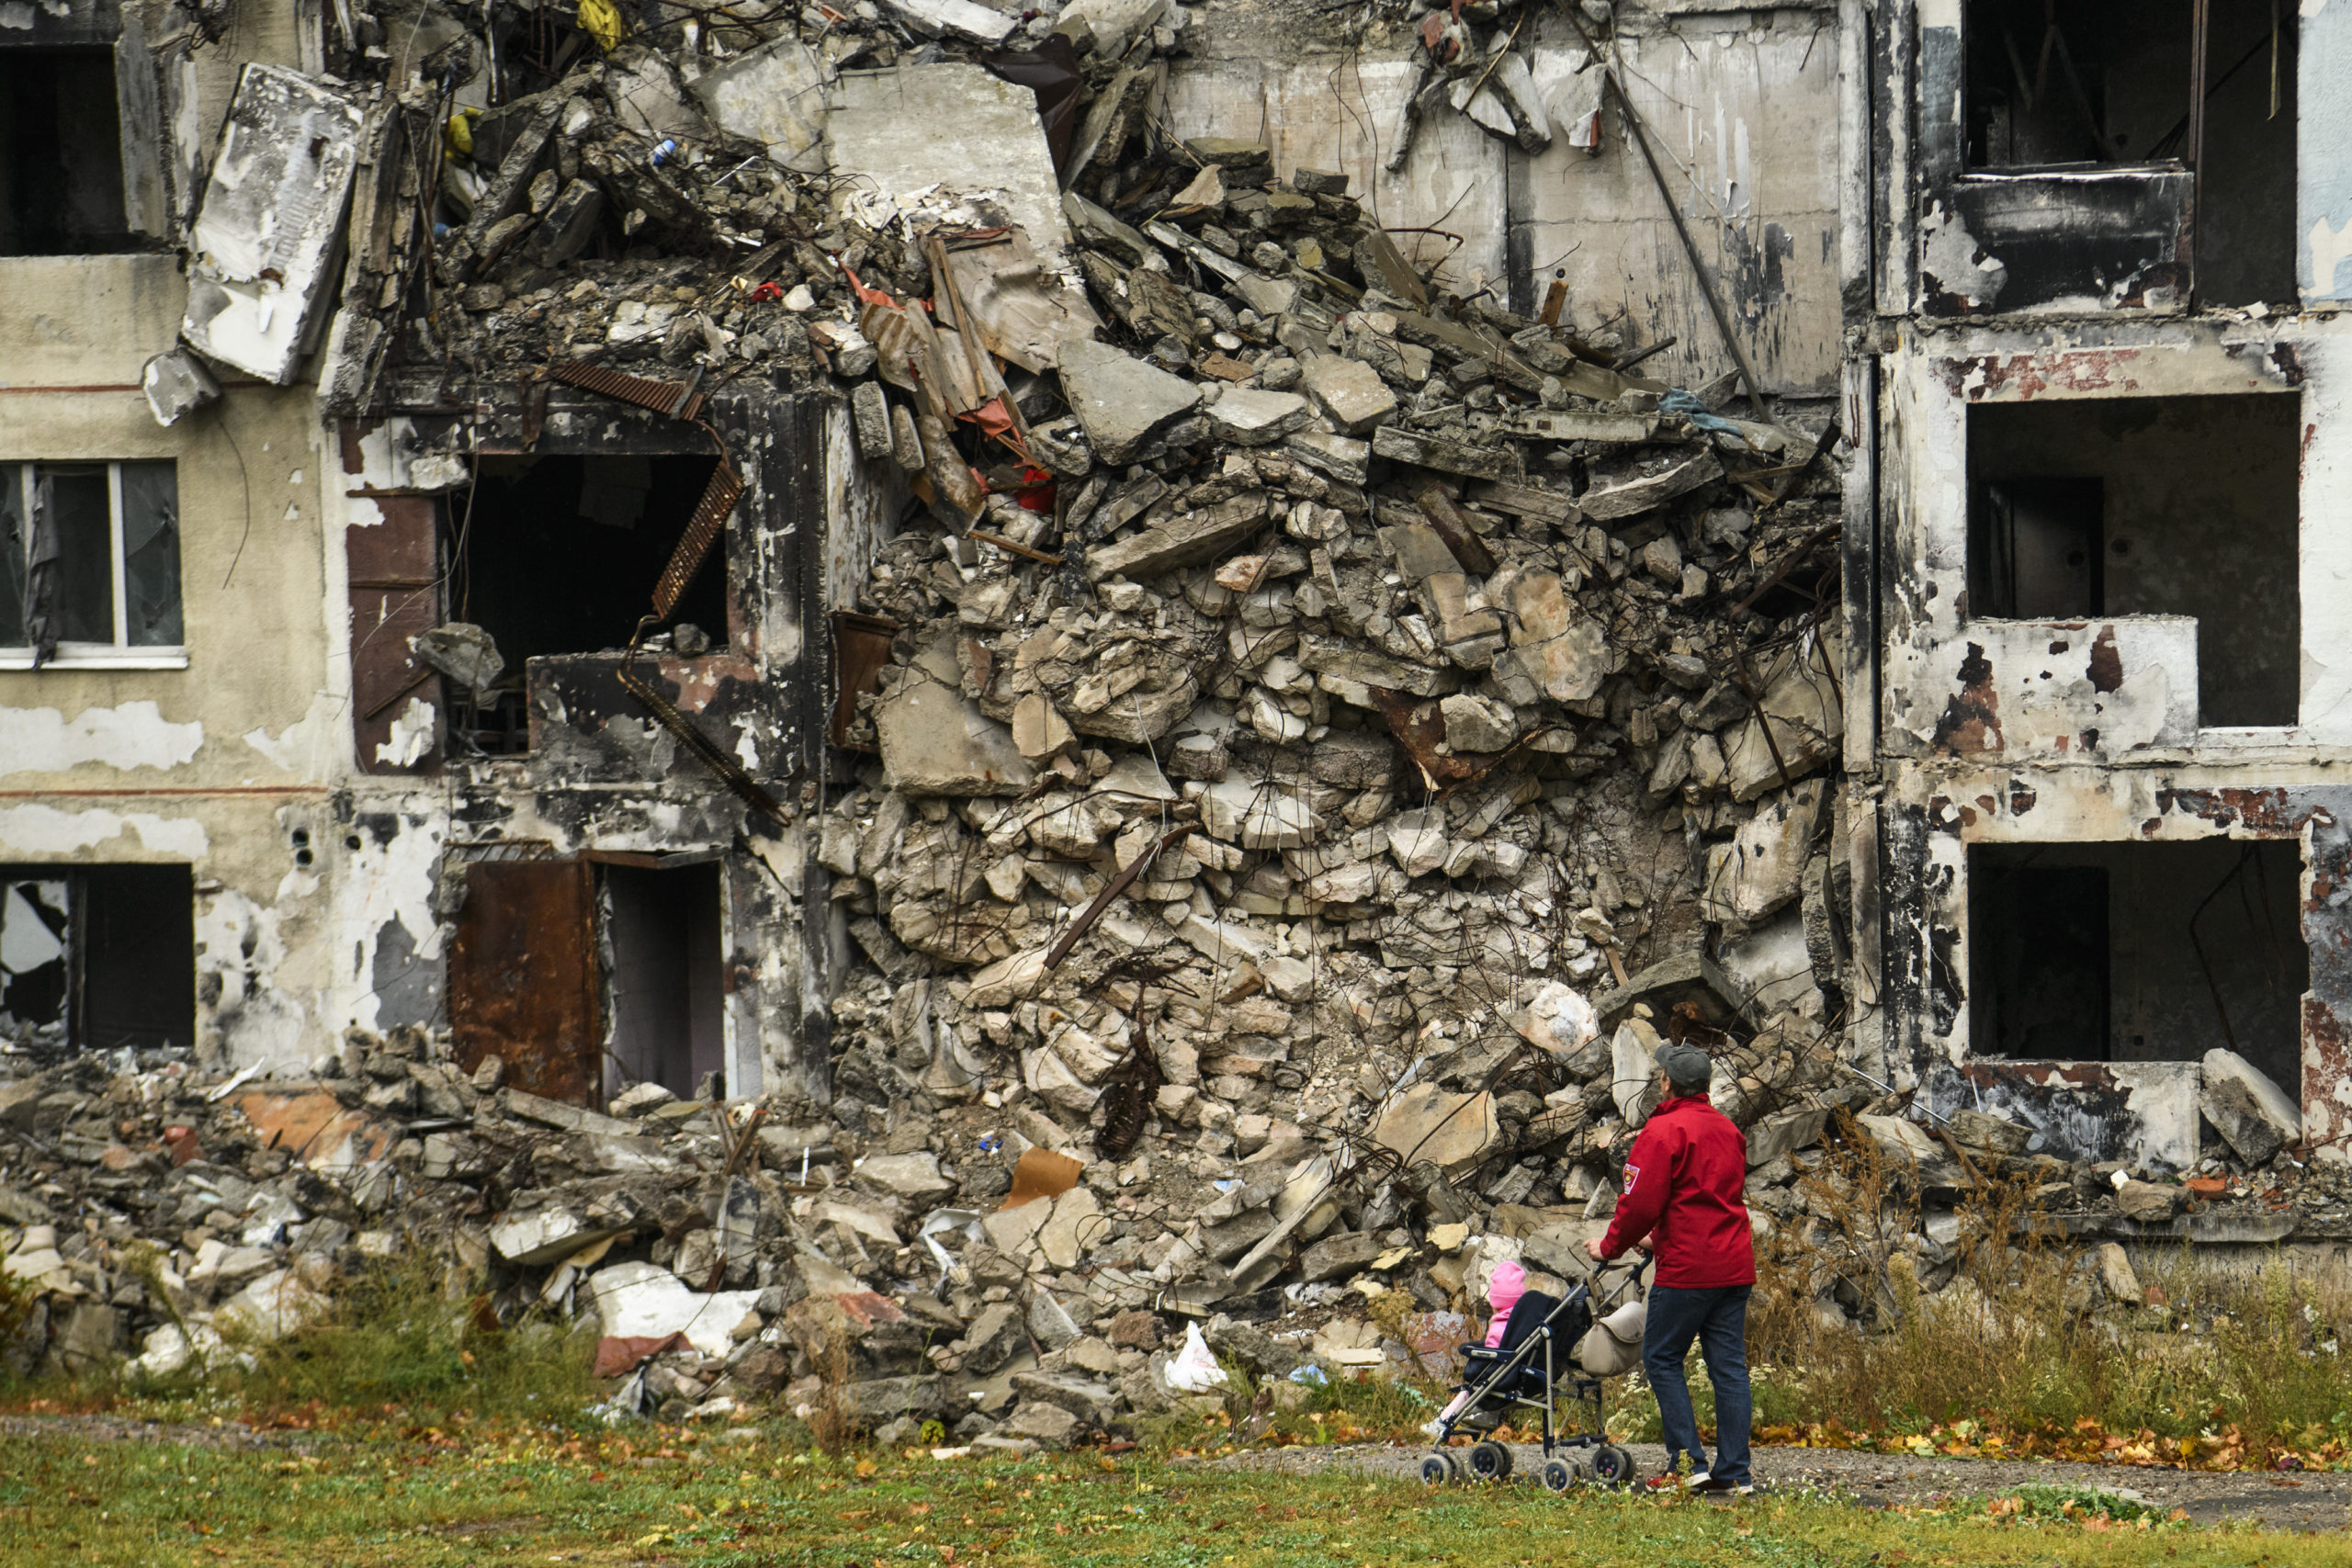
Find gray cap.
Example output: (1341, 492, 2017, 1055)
(1655, 1041, 1714, 1093)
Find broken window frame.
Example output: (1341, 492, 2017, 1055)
(0, 459, 186, 670)
(0, 20, 172, 257)
(0, 863, 197, 1056)
(1958, 0, 2207, 175)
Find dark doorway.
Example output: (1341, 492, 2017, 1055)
(0, 864, 193, 1055)
(448, 859, 603, 1104)
(1972, 478, 2104, 618)
(603, 862, 726, 1100)
(1967, 394, 2301, 728)
(1970, 840, 2307, 1096)
(1970, 856, 2109, 1060)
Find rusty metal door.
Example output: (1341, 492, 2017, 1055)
(448, 860, 602, 1105)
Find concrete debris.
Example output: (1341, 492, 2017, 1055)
(5, 0, 2331, 1439)
(141, 349, 221, 428)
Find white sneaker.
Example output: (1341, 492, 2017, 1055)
(1683, 1471, 1710, 1487)
(1419, 1419, 1443, 1438)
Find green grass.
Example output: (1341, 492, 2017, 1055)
(0, 1429, 2339, 1568)
(102, 1255, 603, 1427)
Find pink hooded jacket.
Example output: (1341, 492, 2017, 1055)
(1480, 1259, 1527, 1348)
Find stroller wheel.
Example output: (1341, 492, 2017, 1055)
(1589, 1444, 1638, 1488)
(1467, 1439, 1513, 1482)
(1419, 1450, 1455, 1487)
(1539, 1456, 1578, 1494)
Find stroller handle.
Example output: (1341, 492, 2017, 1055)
(1590, 1248, 1653, 1303)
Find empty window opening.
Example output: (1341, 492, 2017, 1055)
(1965, 0, 2197, 168)
(1967, 394, 2300, 728)
(447, 454, 728, 754)
(1962, 2, 2296, 303)
(1, 460, 182, 668)
(0, 49, 131, 256)
(602, 862, 725, 1100)
(1971, 840, 2307, 1098)
(0, 864, 195, 1058)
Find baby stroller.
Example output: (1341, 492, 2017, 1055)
(1419, 1257, 1652, 1492)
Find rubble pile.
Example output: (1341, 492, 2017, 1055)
(12, 0, 2337, 1449)
(319, 0, 1641, 403)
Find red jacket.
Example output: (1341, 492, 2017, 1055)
(1595, 1093, 1756, 1289)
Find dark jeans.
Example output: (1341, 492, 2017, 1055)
(1642, 1283, 1752, 1484)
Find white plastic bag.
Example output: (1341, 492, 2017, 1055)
(1165, 1321, 1229, 1392)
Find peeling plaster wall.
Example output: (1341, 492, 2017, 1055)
(1871, 305, 2352, 1161)
(1, 258, 342, 1072)
(1165, 4, 1844, 392)
(1878, 761, 2352, 1165)
(1881, 324, 2324, 762)
(2298, 336, 2352, 741)
(2300, 0, 2352, 302)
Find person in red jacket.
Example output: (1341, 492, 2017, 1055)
(1585, 1039, 1756, 1493)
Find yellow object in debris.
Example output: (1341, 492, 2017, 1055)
(443, 108, 478, 158)
(577, 0, 625, 52)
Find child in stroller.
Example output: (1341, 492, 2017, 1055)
(1423, 1259, 1530, 1431)
(1418, 1255, 1650, 1492)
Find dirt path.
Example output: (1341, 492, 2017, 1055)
(1231, 1440, 2352, 1532)
(0, 1413, 313, 1451)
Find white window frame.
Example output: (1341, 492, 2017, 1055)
(0, 460, 187, 671)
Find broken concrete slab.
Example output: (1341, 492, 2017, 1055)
(856, 1151, 956, 1202)
(1856, 1113, 1966, 1193)
(1609, 1019, 1660, 1124)
(1296, 1229, 1384, 1283)
(141, 348, 220, 427)
(830, 65, 1062, 260)
(1302, 355, 1396, 435)
(2115, 1179, 2182, 1224)
(2200, 1074, 2288, 1168)
(1699, 779, 1826, 928)
(1057, 338, 1204, 466)
(688, 35, 830, 173)
(1372, 1082, 1499, 1179)
(1086, 491, 1266, 581)
(1577, 452, 1724, 522)
(876, 0, 1018, 46)
(1593, 951, 1743, 1033)
(1745, 1106, 1828, 1167)
(2202, 1047, 2301, 1145)
(1286, 430, 1372, 485)
(2094, 1241, 2143, 1304)
(1208, 387, 1314, 446)
(586, 1260, 762, 1357)
(1946, 1109, 2031, 1157)
(876, 665, 1037, 798)
(1372, 425, 1521, 482)
(181, 66, 366, 384)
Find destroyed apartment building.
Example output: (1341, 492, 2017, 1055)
(4, 0, 2352, 1428)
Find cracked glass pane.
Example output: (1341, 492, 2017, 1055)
(0, 465, 24, 647)
(119, 461, 182, 647)
(45, 467, 113, 645)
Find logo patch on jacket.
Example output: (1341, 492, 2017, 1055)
(1622, 1163, 1640, 1194)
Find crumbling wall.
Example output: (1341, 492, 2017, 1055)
(0, 355, 341, 1073)
(1881, 326, 2312, 764)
